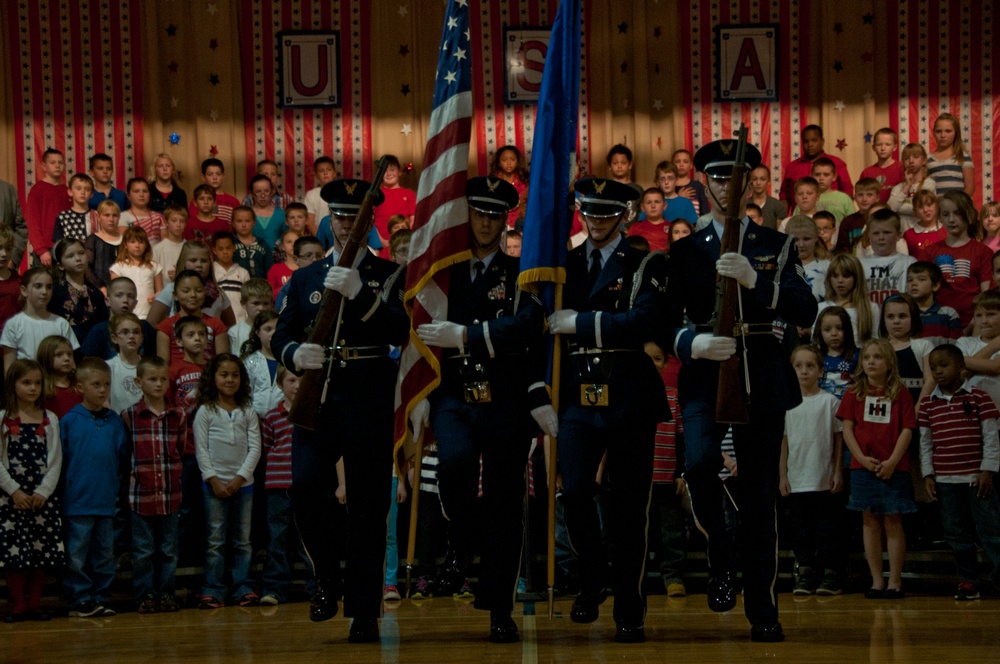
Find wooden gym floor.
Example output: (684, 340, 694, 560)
(2, 593, 999, 663)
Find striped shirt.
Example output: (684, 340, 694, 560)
(121, 400, 187, 516)
(260, 401, 293, 490)
(918, 383, 1000, 482)
(918, 302, 962, 346)
(926, 154, 973, 195)
(653, 388, 684, 484)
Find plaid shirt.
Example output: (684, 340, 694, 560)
(121, 399, 187, 516)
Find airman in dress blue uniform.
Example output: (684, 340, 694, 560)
(410, 176, 555, 644)
(273, 178, 409, 644)
(665, 140, 818, 643)
(546, 178, 668, 644)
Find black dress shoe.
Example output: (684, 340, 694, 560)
(489, 614, 519, 643)
(882, 588, 905, 600)
(750, 621, 785, 643)
(707, 572, 738, 613)
(26, 609, 51, 622)
(3, 611, 26, 623)
(864, 587, 884, 600)
(348, 617, 380, 643)
(309, 588, 338, 622)
(570, 590, 607, 624)
(614, 622, 646, 643)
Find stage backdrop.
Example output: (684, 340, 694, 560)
(0, 0, 996, 207)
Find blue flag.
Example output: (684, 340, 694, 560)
(516, 0, 581, 312)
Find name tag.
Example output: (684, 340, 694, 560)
(863, 396, 891, 424)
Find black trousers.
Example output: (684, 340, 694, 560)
(289, 360, 395, 619)
(557, 404, 656, 625)
(430, 390, 532, 613)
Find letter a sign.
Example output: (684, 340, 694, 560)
(714, 24, 778, 102)
(278, 31, 341, 108)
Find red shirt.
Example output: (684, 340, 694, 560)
(267, 262, 294, 293)
(779, 152, 853, 205)
(44, 385, 83, 419)
(0, 272, 21, 337)
(158, 313, 227, 366)
(837, 387, 916, 471)
(25, 180, 70, 259)
(627, 219, 671, 252)
(861, 162, 905, 203)
(919, 239, 995, 326)
(188, 192, 240, 224)
(121, 399, 187, 515)
(373, 187, 416, 240)
(261, 402, 294, 490)
(653, 388, 684, 484)
(169, 359, 204, 455)
(903, 226, 947, 258)
(184, 216, 231, 243)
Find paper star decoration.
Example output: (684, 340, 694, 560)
(653, 26, 661, 38)
(207, 3, 218, 15)
(398, 5, 408, 17)
(399, 44, 409, 56)
(167, 61, 179, 74)
(210, 109, 219, 122)
(861, 51, 874, 63)
(834, 100, 845, 111)
(862, 12, 874, 25)
(835, 138, 847, 151)
(656, 137, 662, 149)
(618, 21, 628, 34)
(170, 97, 179, 108)
(864, 131, 873, 143)
(169, 132, 181, 145)
(833, 61, 844, 73)
(166, 24, 177, 37)
(652, 99, 664, 111)
(209, 73, 220, 86)
(401, 124, 413, 136)
(209, 39, 218, 51)
(209, 145, 219, 156)
(620, 61, 628, 73)
(401, 84, 410, 96)
(833, 22, 843, 34)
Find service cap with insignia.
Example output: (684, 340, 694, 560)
(693, 139, 763, 179)
(466, 176, 519, 216)
(321, 178, 382, 216)
(574, 178, 636, 218)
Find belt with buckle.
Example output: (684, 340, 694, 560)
(331, 345, 388, 361)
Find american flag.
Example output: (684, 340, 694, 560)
(393, 0, 474, 469)
(6, 0, 144, 200)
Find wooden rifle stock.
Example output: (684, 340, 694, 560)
(288, 157, 390, 429)
(714, 126, 750, 424)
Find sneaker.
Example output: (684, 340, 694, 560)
(159, 595, 180, 613)
(517, 577, 528, 595)
(816, 572, 843, 596)
(454, 578, 475, 599)
(238, 592, 260, 607)
(98, 605, 117, 617)
(383, 585, 401, 601)
(410, 576, 433, 599)
(198, 595, 224, 610)
(137, 593, 159, 614)
(955, 581, 980, 601)
(792, 577, 814, 596)
(259, 594, 280, 606)
(666, 582, 687, 597)
(68, 601, 104, 618)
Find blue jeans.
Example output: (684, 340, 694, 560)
(261, 490, 311, 602)
(64, 516, 116, 606)
(130, 511, 179, 601)
(938, 482, 1000, 584)
(386, 476, 399, 586)
(202, 486, 254, 600)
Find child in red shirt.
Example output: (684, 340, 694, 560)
(627, 188, 671, 252)
(156, 272, 228, 366)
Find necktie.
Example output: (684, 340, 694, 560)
(589, 249, 603, 289)
(473, 260, 485, 283)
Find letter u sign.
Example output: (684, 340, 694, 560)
(279, 31, 341, 108)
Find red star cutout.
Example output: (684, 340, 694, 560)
(167, 61, 178, 74)
(653, 26, 661, 38)
(835, 138, 847, 151)
(861, 51, 874, 63)
(656, 136, 662, 149)
(209, 39, 219, 51)
(399, 44, 409, 56)
(209, 145, 219, 156)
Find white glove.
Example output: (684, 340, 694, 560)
(410, 399, 430, 441)
(293, 343, 326, 371)
(690, 333, 737, 361)
(324, 266, 363, 299)
(716, 252, 757, 289)
(416, 321, 467, 349)
(531, 404, 559, 438)
(547, 309, 578, 335)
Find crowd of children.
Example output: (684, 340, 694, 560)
(2, 117, 1000, 624)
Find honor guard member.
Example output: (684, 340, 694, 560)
(410, 176, 556, 644)
(272, 178, 409, 644)
(665, 140, 817, 643)
(546, 178, 668, 644)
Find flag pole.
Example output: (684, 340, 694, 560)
(546, 282, 563, 619)
(404, 431, 424, 598)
